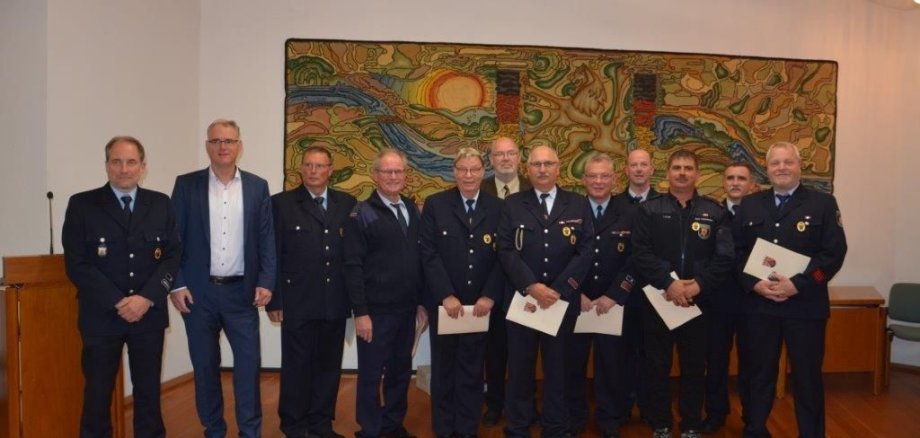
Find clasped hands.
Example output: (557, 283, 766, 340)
(753, 272, 798, 302)
(664, 279, 701, 307)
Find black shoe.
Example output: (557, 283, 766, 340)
(385, 426, 416, 438)
(700, 417, 725, 434)
(481, 409, 500, 426)
(314, 432, 345, 438)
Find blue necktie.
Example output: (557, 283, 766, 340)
(539, 193, 550, 219)
(776, 194, 791, 210)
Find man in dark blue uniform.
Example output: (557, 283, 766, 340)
(566, 153, 637, 438)
(345, 148, 427, 438)
(268, 146, 356, 438)
(63, 136, 180, 438)
(420, 147, 503, 438)
(479, 136, 532, 427)
(734, 142, 847, 438)
(632, 150, 734, 438)
(497, 143, 595, 438)
(617, 149, 660, 425)
(701, 162, 756, 434)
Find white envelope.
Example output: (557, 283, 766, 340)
(643, 272, 702, 330)
(743, 238, 812, 281)
(437, 305, 490, 335)
(505, 291, 569, 336)
(573, 304, 624, 335)
(344, 316, 356, 346)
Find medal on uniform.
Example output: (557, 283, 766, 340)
(570, 235, 577, 245)
(562, 226, 572, 237)
(691, 222, 701, 231)
(483, 234, 492, 245)
(154, 247, 162, 260)
(698, 224, 711, 239)
(97, 237, 107, 257)
(797, 221, 807, 232)
(339, 227, 344, 237)
(617, 242, 625, 252)
(515, 226, 524, 251)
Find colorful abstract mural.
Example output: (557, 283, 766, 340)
(284, 40, 837, 202)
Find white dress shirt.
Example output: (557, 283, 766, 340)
(209, 167, 245, 276)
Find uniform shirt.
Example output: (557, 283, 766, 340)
(208, 167, 244, 276)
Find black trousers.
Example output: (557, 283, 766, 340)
(80, 329, 165, 438)
(504, 314, 576, 438)
(483, 307, 508, 413)
(429, 314, 488, 436)
(619, 302, 648, 420)
(743, 314, 826, 438)
(355, 311, 416, 438)
(565, 330, 627, 432)
(642, 304, 707, 431)
(704, 310, 749, 422)
(278, 318, 346, 437)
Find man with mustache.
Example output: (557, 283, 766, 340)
(497, 142, 594, 438)
(632, 150, 734, 438)
(701, 162, 757, 434)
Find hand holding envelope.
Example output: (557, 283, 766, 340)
(506, 291, 569, 336)
(743, 238, 812, 302)
(643, 272, 702, 330)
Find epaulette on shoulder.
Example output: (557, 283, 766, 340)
(349, 202, 363, 218)
(350, 201, 379, 225)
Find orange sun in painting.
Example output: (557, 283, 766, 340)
(420, 71, 486, 113)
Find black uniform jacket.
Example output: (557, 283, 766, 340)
(497, 187, 595, 313)
(581, 193, 639, 305)
(344, 191, 422, 316)
(734, 186, 847, 319)
(701, 201, 745, 314)
(419, 187, 503, 309)
(632, 191, 734, 301)
(62, 184, 181, 336)
(268, 185, 357, 321)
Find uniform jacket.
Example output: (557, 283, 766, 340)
(632, 191, 734, 301)
(268, 185, 356, 321)
(63, 184, 181, 335)
(581, 193, 638, 305)
(419, 187, 503, 309)
(734, 186, 847, 319)
(497, 187, 595, 313)
(702, 201, 745, 314)
(344, 191, 422, 316)
(170, 168, 277, 296)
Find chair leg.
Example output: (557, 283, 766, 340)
(885, 329, 894, 388)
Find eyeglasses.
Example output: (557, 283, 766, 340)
(374, 168, 406, 177)
(455, 166, 484, 175)
(207, 138, 240, 145)
(302, 163, 331, 171)
(491, 151, 519, 159)
(584, 173, 614, 181)
(528, 161, 559, 169)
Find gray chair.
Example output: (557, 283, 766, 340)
(886, 283, 920, 386)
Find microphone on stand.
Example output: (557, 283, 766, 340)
(47, 191, 54, 255)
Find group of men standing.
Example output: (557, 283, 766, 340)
(62, 117, 846, 438)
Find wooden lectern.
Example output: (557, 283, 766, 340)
(1, 255, 124, 438)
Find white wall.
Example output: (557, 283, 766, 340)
(3, 0, 920, 392)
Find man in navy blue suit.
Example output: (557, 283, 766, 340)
(344, 148, 427, 438)
(63, 136, 180, 438)
(497, 143, 595, 438)
(419, 147, 502, 438)
(169, 119, 276, 438)
(734, 142, 847, 438)
(268, 146, 356, 438)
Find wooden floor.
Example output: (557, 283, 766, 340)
(128, 369, 920, 438)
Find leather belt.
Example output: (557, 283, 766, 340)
(209, 275, 243, 285)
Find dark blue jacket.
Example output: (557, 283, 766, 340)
(344, 191, 422, 316)
(63, 184, 181, 335)
(734, 186, 847, 319)
(268, 185, 356, 321)
(419, 187, 503, 309)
